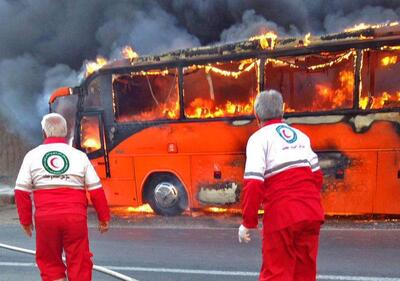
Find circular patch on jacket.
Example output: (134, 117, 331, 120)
(42, 151, 70, 175)
(276, 125, 297, 143)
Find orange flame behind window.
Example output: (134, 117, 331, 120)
(381, 55, 397, 66)
(116, 99, 180, 123)
(359, 92, 400, 110)
(315, 70, 354, 109)
(373, 92, 399, 109)
(81, 117, 101, 153)
(185, 97, 254, 119)
(359, 97, 369, 110)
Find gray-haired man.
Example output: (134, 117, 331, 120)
(238, 90, 324, 281)
(15, 113, 110, 281)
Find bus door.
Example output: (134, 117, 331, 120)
(78, 111, 110, 179)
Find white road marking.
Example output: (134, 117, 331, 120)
(1, 262, 399, 281)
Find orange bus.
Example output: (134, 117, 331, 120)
(49, 24, 400, 216)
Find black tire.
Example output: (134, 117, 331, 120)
(144, 173, 188, 216)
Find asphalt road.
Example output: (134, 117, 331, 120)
(1, 206, 400, 281)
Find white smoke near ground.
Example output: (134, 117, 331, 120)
(0, 0, 399, 144)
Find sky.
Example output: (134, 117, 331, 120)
(0, 0, 399, 143)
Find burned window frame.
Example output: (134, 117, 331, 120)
(84, 75, 103, 108)
(181, 59, 260, 120)
(359, 47, 400, 110)
(263, 50, 357, 114)
(112, 67, 180, 123)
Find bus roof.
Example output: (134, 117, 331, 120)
(101, 23, 400, 71)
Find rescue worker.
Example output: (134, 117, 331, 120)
(15, 113, 110, 281)
(238, 90, 324, 281)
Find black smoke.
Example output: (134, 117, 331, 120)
(0, 0, 399, 144)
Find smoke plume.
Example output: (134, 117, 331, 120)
(0, 0, 399, 144)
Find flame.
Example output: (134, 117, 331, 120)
(81, 117, 101, 152)
(126, 204, 154, 213)
(365, 91, 400, 109)
(185, 97, 254, 119)
(267, 51, 355, 71)
(344, 21, 399, 32)
(117, 101, 180, 122)
(315, 70, 354, 108)
(204, 207, 229, 213)
(359, 96, 369, 110)
(345, 23, 371, 32)
(303, 33, 311, 46)
(308, 51, 354, 71)
(111, 204, 154, 216)
(83, 138, 101, 151)
(283, 103, 296, 113)
(122, 46, 139, 60)
(381, 46, 400, 51)
(163, 100, 180, 119)
(250, 31, 278, 49)
(85, 45, 139, 77)
(381, 55, 397, 66)
(85, 56, 108, 77)
(189, 61, 256, 79)
(202, 207, 263, 215)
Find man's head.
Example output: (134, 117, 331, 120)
(254, 90, 284, 124)
(41, 113, 67, 138)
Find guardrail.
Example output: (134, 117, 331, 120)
(0, 243, 139, 281)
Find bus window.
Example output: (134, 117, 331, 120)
(265, 51, 355, 112)
(183, 59, 258, 118)
(360, 48, 400, 109)
(80, 115, 101, 153)
(85, 76, 102, 107)
(112, 68, 179, 122)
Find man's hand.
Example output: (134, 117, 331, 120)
(98, 221, 109, 234)
(238, 224, 251, 243)
(21, 224, 33, 237)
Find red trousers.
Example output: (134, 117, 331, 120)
(260, 220, 321, 281)
(35, 214, 93, 281)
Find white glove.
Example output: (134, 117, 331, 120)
(238, 224, 251, 243)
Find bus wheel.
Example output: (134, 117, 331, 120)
(144, 173, 188, 216)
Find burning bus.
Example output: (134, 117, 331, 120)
(49, 23, 400, 216)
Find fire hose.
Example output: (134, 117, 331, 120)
(0, 243, 139, 281)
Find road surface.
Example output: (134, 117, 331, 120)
(1, 206, 399, 281)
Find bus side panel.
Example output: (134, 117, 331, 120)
(374, 150, 400, 214)
(294, 121, 399, 151)
(293, 119, 399, 215)
(321, 151, 377, 215)
(190, 154, 245, 208)
(93, 156, 137, 206)
(113, 121, 255, 208)
(133, 155, 192, 206)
